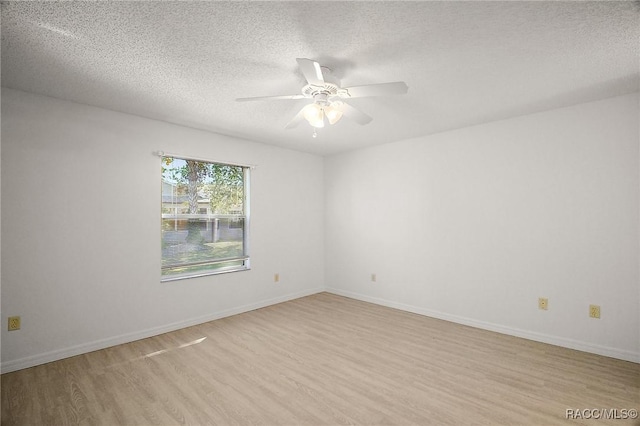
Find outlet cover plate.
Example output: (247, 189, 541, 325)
(8, 316, 20, 331)
(538, 298, 548, 310)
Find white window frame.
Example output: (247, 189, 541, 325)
(160, 155, 251, 282)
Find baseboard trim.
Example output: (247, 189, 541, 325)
(1, 287, 324, 374)
(326, 288, 639, 364)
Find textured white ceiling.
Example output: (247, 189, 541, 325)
(2, 1, 638, 156)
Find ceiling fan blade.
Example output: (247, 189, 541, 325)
(296, 58, 324, 86)
(285, 106, 307, 129)
(236, 94, 306, 102)
(340, 82, 408, 98)
(336, 102, 373, 125)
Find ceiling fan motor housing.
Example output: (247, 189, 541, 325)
(302, 65, 342, 104)
(302, 83, 339, 103)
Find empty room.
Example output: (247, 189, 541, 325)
(1, 1, 638, 425)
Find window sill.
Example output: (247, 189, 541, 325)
(161, 265, 251, 282)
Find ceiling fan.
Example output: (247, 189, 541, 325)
(236, 58, 408, 131)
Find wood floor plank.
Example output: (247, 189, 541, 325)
(2, 292, 639, 425)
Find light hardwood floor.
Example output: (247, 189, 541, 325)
(2, 292, 639, 425)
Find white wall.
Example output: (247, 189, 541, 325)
(325, 93, 639, 362)
(1, 89, 325, 372)
(2, 89, 638, 372)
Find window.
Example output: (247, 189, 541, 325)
(161, 155, 250, 281)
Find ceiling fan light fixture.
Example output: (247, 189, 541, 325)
(302, 103, 320, 121)
(325, 104, 343, 125)
(303, 103, 325, 128)
(309, 115, 325, 128)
